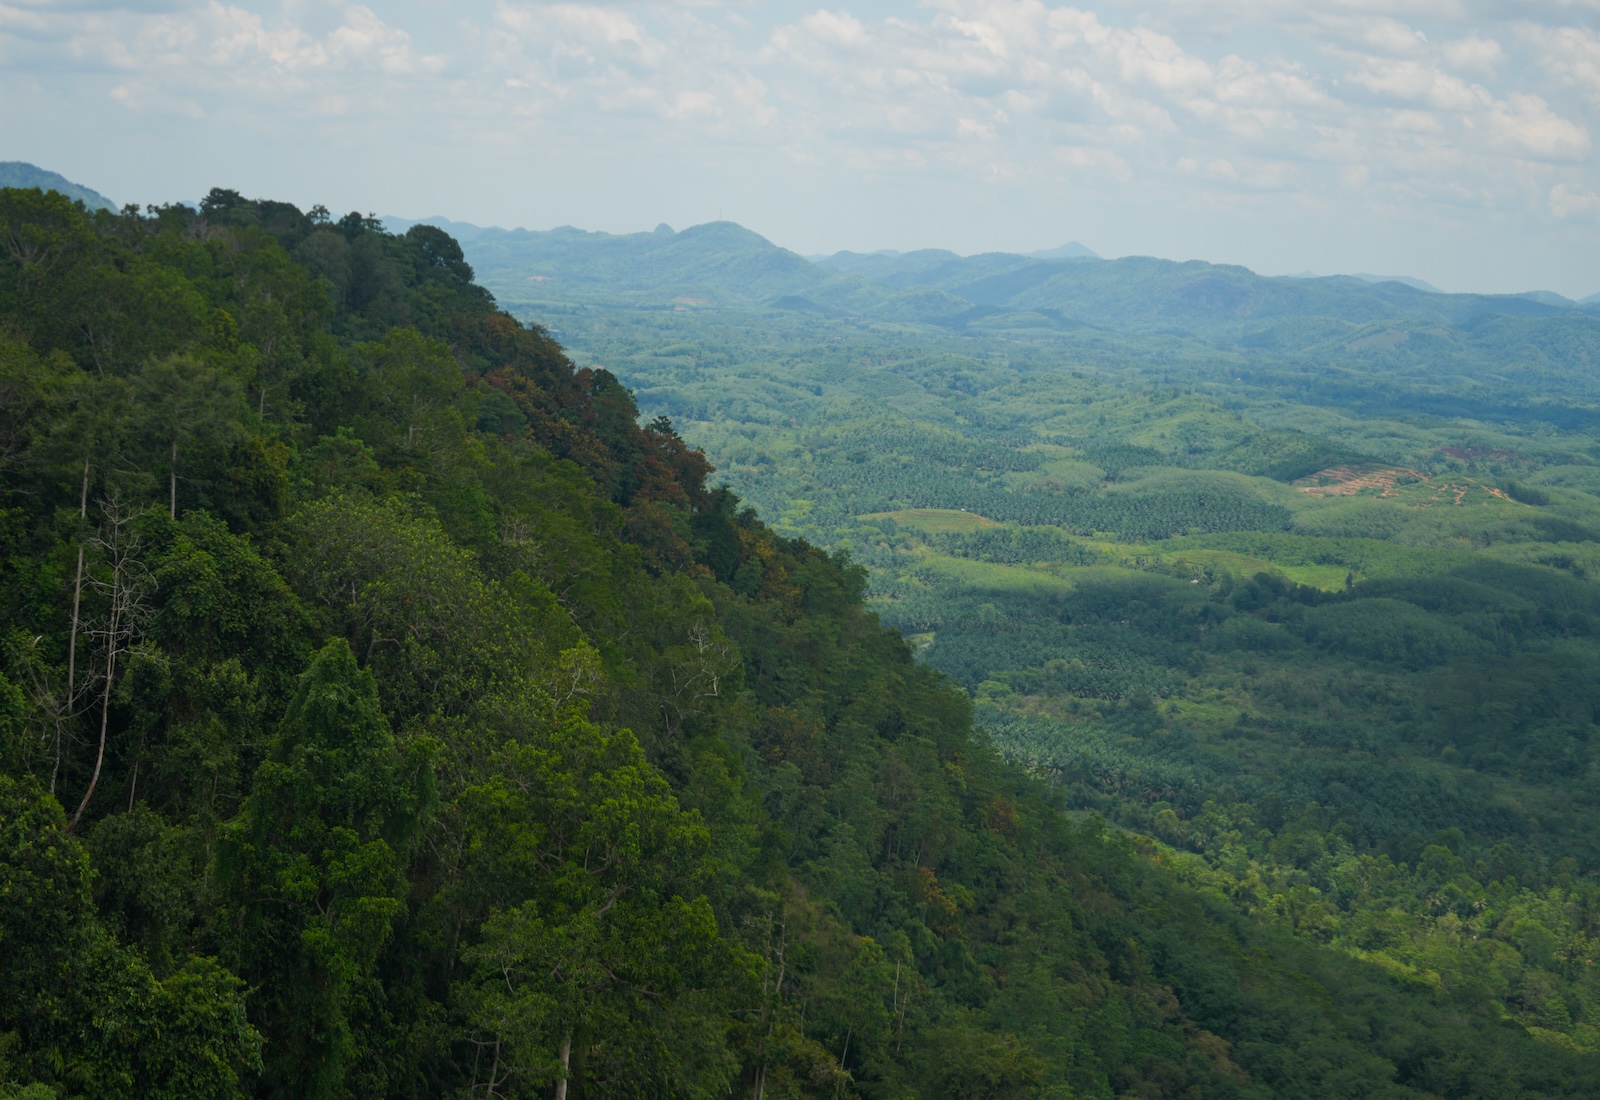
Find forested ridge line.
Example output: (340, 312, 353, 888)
(1, 185, 1596, 1099)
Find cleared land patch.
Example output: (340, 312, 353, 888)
(1159, 548, 1349, 591)
(861, 508, 1003, 533)
(1295, 464, 1516, 506)
(916, 554, 1084, 594)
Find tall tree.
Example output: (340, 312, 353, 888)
(453, 717, 741, 1098)
(216, 640, 436, 1099)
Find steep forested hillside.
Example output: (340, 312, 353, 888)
(3, 185, 1599, 1100)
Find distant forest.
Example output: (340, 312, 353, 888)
(4, 184, 1600, 1099)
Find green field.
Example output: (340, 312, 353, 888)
(858, 506, 1001, 532)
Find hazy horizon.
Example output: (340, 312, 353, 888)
(5, 1, 1597, 298)
(381, 210, 1582, 298)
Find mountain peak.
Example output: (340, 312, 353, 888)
(1030, 241, 1100, 260)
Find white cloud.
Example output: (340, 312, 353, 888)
(1439, 34, 1504, 73)
(0, 4, 51, 33)
(1359, 17, 1430, 55)
(7, 1, 441, 108)
(1523, 24, 1600, 106)
(1488, 91, 1590, 157)
(1344, 58, 1491, 110)
(1550, 181, 1600, 217)
(1, 0, 1596, 292)
(796, 9, 867, 48)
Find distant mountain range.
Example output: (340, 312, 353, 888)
(1286, 271, 1443, 294)
(4, 165, 1593, 334)
(0, 162, 117, 211)
(0, 164, 1586, 312)
(813, 240, 1100, 266)
(383, 214, 1599, 351)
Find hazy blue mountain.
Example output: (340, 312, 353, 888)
(457, 220, 834, 302)
(381, 214, 498, 243)
(1030, 241, 1100, 260)
(820, 247, 1583, 339)
(1349, 273, 1442, 293)
(1519, 290, 1577, 306)
(406, 214, 1598, 383)
(0, 162, 116, 211)
(813, 248, 963, 281)
(1285, 271, 1442, 293)
(438, 219, 944, 318)
(1001, 259, 1575, 331)
(817, 242, 1098, 283)
(816, 248, 1091, 297)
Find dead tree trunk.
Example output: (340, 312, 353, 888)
(67, 497, 146, 833)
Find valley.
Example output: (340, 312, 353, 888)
(468, 220, 1600, 1054)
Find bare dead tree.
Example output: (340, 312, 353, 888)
(745, 907, 788, 1100)
(13, 452, 100, 795)
(12, 636, 75, 796)
(661, 621, 734, 737)
(67, 495, 148, 833)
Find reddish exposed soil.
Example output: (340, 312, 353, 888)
(1293, 464, 1515, 505)
(1293, 464, 1428, 497)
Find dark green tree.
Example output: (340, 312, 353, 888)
(216, 640, 436, 1099)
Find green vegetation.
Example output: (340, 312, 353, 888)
(860, 508, 1003, 534)
(463, 223, 1600, 1090)
(7, 185, 1600, 1099)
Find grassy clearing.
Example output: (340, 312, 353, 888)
(1003, 457, 1106, 494)
(861, 508, 1003, 533)
(918, 554, 1085, 594)
(1156, 532, 1478, 580)
(1159, 549, 1350, 591)
(1066, 536, 1353, 590)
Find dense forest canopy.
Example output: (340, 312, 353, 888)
(4, 183, 1600, 1099)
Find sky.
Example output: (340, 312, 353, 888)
(3, 1, 1598, 297)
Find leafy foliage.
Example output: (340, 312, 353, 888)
(4, 184, 1600, 1100)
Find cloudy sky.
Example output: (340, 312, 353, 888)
(3, 0, 1598, 296)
